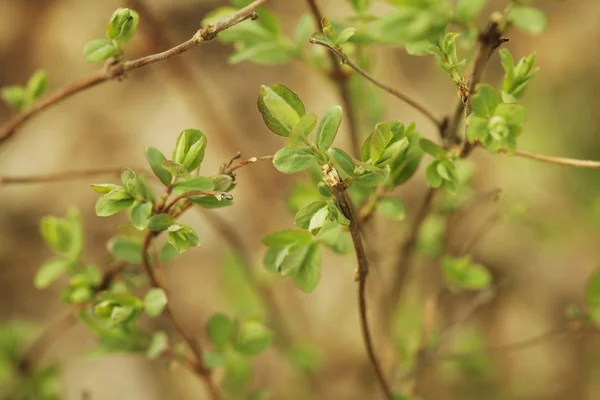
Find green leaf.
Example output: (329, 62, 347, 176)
(425, 161, 443, 188)
(257, 84, 305, 137)
(418, 138, 446, 158)
(167, 225, 200, 254)
(293, 243, 321, 292)
(262, 229, 314, 247)
(40, 216, 72, 255)
(107, 236, 143, 264)
(229, 40, 296, 65)
(95, 197, 135, 217)
(203, 350, 226, 369)
(83, 39, 118, 63)
(190, 195, 233, 209)
(144, 288, 168, 317)
(377, 198, 406, 221)
(273, 147, 317, 173)
(120, 168, 137, 196)
(315, 223, 351, 254)
(145, 146, 173, 186)
(454, 0, 487, 24)
(369, 7, 450, 44)
(210, 174, 234, 192)
(348, 0, 371, 12)
(362, 122, 392, 163)
(172, 129, 207, 171)
(148, 213, 174, 232)
(90, 183, 120, 194)
(509, 6, 547, 35)
(307, 206, 330, 235)
(130, 202, 153, 230)
(208, 313, 236, 348)
(159, 242, 179, 262)
(442, 256, 492, 291)
(316, 105, 343, 152)
(106, 8, 139, 43)
(34, 258, 70, 289)
(587, 269, 600, 325)
(26, 69, 48, 99)
(147, 331, 168, 360)
(328, 147, 355, 177)
(470, 84, 499, 118)
(295, 201, 328, 230)
(234, 320, 273, 355)
(335, 27, 356, 45)
(172, 176, 214, 195)
(294, 14, 314, 49)
(0, 85, 27, 111)
(353, 169, 388, 187)
(161, 160, 190, 179)
(289, 112, 318, 147)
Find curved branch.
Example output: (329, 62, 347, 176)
(162, 190, 232, 214)
(0, 0, 270, 146)
(0, 167, 151, 185)
(309, 38, 443, 131)
(501, 148, 600, 169)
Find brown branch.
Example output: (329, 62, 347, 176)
(141, 230, 220, 400)
(323, 164, 393, 400)
(220, 153, 274, 178)
(162, 190, 233, 214)
(310, 38, 443, 132)
(500, 148, 600, 169)
(0, 0, 270, 146)
(305, 0, 361, 158)
(0, 168, 151, 186)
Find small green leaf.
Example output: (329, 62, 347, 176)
(40, 216, 72, 255)
(90, 183, 120, 194)
(316, 105, 343, 152)
(210, 174, 234, 192)
(234, 320, 273, 355)
(348, 0, 371, 12)
(353, 169, 388, 187)
(144, 288, 168, 317)
(106, 8, 139, 43)
(418, 138, 446, 158)
(26, 70, 48, 99)
(587, 268, 600, 325)
(307, 206, 330, 235)
(107, 236, 143, 264)
(273, 147, 317, 173)
(377, 198, 406, 221)
(257, 84, 305, 137)
(121, 168, 137, 196)
(262, 229, 314, 247)
(145, 146, 173, 186)
(208, 313, 236, 348)
(34, 258, 70, 289)
(454, 0, 487, 24)
(147, 331, 168, 360)
(295, 201, 328, 230)
(294, 14, 313, 49)
(335, 27, 356, 45)
(161, 160, 190, 179)
(83, 39, 118, 63)
(289, 112, 318, 147)
(172, 176, 214, 195)
(0, 85, 27, 111)
(509, 6, 547, 35)
(229, 41, 296, 66)
(425, 161, 443, 188)
(293, 243, 321, 292)
(328, 148, 355, 177)
(470, 84, 499, 118)
(130, 202, 153, 230)
(95, 197, 135, 217)
(148, 214, 174, 231)
(159, 242, 179, 262)
(173, 129, 207, 171)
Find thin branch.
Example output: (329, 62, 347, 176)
(323, 164, 393, 400)
(141, 230, 220, 400)
(305, 0, 361, 158)
(0, 0, 270, 146)
(0, 168, 151, 186)
(162, 190, 232, 214)
(309, 38, 443, 131)
(220, 153, 274, 177)
(501, 148, 600, 169)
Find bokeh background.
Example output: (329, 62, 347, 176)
(1, 0, 600, 399)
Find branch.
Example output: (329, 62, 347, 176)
(305, 0, 361, 158)
(309, 38, 443, 131)
(220, 152, 274, 178)
(501, 148, 600, 169)
(162, 190, 232, 214)
(323, 164, 393, 400)
(0, 168, 151, 186)
(141, 230, 220, 400)
(0, 0, 270, 146)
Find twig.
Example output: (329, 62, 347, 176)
(0, 168, 151, 186)
(305, 0, 361, 158)
(220, 153, 274, 178)
(309, 38, 443, 131)
(0, 0, 270, 146)
(323, 164, 393, 400)
(500, 148, 600, 169)
(141, 230, 220, 400)
(162, 190, 232, 214)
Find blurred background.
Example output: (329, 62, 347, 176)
(1, 0, 600, 399)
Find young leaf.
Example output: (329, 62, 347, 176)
(293, 243, 321, 293)
(208, 313, 236, 348)
(148, 214, 174, 231)
(509, 6, 547, 35)
(470, 84, 499, 118)
(425, 161, 443, 188)
(418, 138, 446, 158)
(257, 84, 305, 137)
(234, 320, 273, 355)
(273, 147, 317, 173)
(95, 197, 135, 217)
(262, 230, 313, 247)
(106, 8, 139, 43)
(130, 202, 153, 230)
(172, 176, 214, 195)
(173, 129, 207, 171)
(40, 216, 73, 255)
(83, 39, 118, 63)
(454, 0, 487, 24)
(377, 198, 406, 221)
(335, 27, 356, 45)
(147, 331, 168, 359)
(587, 268, 600, 325)
(289, 112, 318, 147)
(294, 14, 313, 49)
(26, 70, 48, 99)
(161, 160, 190, 179)
(295, 201, 328, 229)
(0, 86, 27, 111)
(121, 168, 137, 196)
(107, 236, 143, 264)
(144, 288, 168, 317)
(316, 105, 343, 152)
(145, 146, 173, 186)
(34, 258, 70, 289)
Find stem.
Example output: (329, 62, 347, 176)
(0, 0, 270, 146)
(309, 38, 443, 131)
(305, 0, 361, 158)
(141, 231, 220, 400)
(0, 168, 151, 185)
(501, 148, 600, 169)
(162, 190, 232, 214)
(324, 164, 393, 400)
(220, 154, 274, 176)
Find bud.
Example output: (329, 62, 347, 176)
(173, 129, 207, 171)
(321, 18, 336, 41)
(488, 115, 510, 141)
(107, 8, 139, 43)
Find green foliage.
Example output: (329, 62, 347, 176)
(258, 84, 305, 137)
(420, 138, 458, 191)
(509, 6, 547, 35)
(143, 288, 168, 317)
(442, 256, 492, 291)
(84, 8, 139, 63)
(454, 0, 488, 25)
(466, 84, 526, 153)
(316, 105, 343, 152)
(499, 49, 539, 103)
(377, 198, 406, 221)
(1, 69, 48, 111)
(585, 268, 600, 325)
